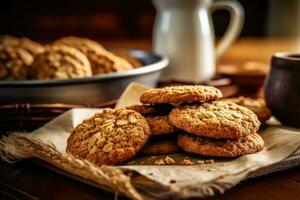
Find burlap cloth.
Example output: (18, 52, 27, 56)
(1, 83, 300, 200)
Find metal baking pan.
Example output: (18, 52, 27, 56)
(0, 49, 168, 105)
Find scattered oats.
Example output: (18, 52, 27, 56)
(151, 156, 157, 159)
(181, 159, 193, 165)
(154, 156, 175, 165)
(165, 156, 176, 165)
(220, 163, 226, 166)
(149, 173, 153, 176)
(155, 159, 165, 165)
(205, 159, 214, 164)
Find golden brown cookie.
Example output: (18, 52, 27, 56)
(140, 85, 223, 104)
(54, 36, 105, 53)
(141, 137, 179, 156)
(147, 115, 176, 136)
(169, 101, 260, 139)
(177, 133, 264, 157)
(223, 96, 272, 123)
(30, 45, 92, 80)
(67, 108, 151, 165)
(0, 35, 44, 56)
(112, 49, 142, 68)
(54, 36, 133, 74)
(0, 45, 33, 80)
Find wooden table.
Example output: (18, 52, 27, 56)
(1, 37, 300, 200)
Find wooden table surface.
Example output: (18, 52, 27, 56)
(1, 37, 300, 200)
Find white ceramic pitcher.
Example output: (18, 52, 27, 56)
(152, 0, 244, 82)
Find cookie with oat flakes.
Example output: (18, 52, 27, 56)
(0, 35, 44, 56)
(223, 96, 272, 123)
(140, 85, 223, 104)
(177, 133, 264, 157)
(30, 45, 92, 80)
(54, 36, 133, 74)
(0, 45, 33, 80)
(111, 49, 142, 68)
(169, 101, 260, 139)
(66, 108, 151, 165)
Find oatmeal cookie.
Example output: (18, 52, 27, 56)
(0, 35, 44, 56)
(169, 101, 260, 139)
(141, 137, 179, 155)
(223, 96, 272, 123)
(112, 49, 142, 68)
(0, 45, 33, 80)
(54, 36, 133, 74)
(30, 45, 92, 79)
(177, 133, 264, 157)
(147, 115, 176, 136)
(54, 36, 105, 53)
(140, 85, 223, 104)
(67, 108, 151, 165)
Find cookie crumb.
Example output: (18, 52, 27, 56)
(181, 159, 193, 165)
(170, 179, 176, 184)
(165, 156, 176, 165)
(205, 159, 214, 164)
(207, 168, 216, 172)
(219, 163, 226, 166)
(154, 156, 175, 165)
(154, 159, 164, 165)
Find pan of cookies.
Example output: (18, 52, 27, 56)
(0, 35, 168, 104)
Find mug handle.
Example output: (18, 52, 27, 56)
(211, 0, 244, 59)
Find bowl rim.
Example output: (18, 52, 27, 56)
(0, 49, 169, 87)
(273, 52, 300, 61)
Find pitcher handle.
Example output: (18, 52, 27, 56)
(211, 0, 244, 59)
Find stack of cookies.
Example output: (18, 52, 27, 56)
(0, 35, 141, 80)
(66, 85, 265, 166)
(138, 85, 264, 158)
(126, 104, 179, 156)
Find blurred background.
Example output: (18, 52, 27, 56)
(0, 0, 299, 128)
(0, 0, 298, 40)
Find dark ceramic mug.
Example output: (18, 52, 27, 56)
(264, 52, 300, 127)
